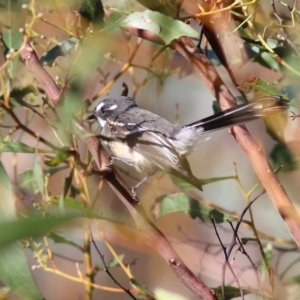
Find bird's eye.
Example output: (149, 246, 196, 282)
(100, 107, 106, 114)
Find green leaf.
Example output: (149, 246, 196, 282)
(0, 138, 50, 154)
(116, 10, 198, 44)
(240, 237, 256, 245)
(239, 77, 283, 96)
(170, 174, 235, 192)
(0, 215, 74, 247)
(0, 0, 27, 78)
(44, 166, 68, 176)
(20, 170, 38, 193)
(261, 243, 273, 275)
(40, 37, 79, 67)
(9, 86, 35, 99)
(136, 0, 183, 18)
(212, 100, 222, 114)
(0, 286, 10, 295)
(130, 278, 155, 298)
(63, 168, 74, 197)
(0, 162, 15, 220)
(58, 168, 74, 214)
(239, 78, 288, 142)
(20, 158, 45, 194)
(0, 165, 43, 298)
(286, 274, 300, 284)
(169, 175, 196, 191)
(33, 157, 44, 193)
(48, 232, 82, 249)
(9, 85, 41, 109)
(43, 147, 71, 166)
(213, 286, 250, 300)
(0, 243, 43, 300)
(0, 0, 25, 49)
(252, 51, 280, 71)
(153, 193, 234, 223)
(51, 197, 100, 218)
(58, 193, 65, 215)
(269, 143, 297, 171)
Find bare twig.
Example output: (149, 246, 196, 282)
(1, 103, 61, 151)
(227, 191, 266, 297)
(227, 221, 265, 299)
(271, 0, 300, 57)
(211, 219, 244, 300)
(90, 233, 137, 300)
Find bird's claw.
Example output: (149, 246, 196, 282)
(130, 187, 137, 199)
(108, 156, 116, 167)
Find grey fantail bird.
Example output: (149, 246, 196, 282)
(88, 95, 288, 196)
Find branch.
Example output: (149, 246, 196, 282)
(19, 42, 61, 105)
(172, 36, 300, 249)
(19, 41, 217, 300)
(75, 123, 217, 299)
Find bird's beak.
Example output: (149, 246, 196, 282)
(87, 114, 96, 120)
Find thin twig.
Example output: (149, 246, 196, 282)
(43, 266, 125, 292)
(90, 233, 137, 300)
(1, 103, 61, 151)
(271, 0, 300, 57)
(211, 218, 244, 300)
(228, 221, 265, 299)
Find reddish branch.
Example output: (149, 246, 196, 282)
(19, 41, 217, 300)
(20, 43, 61, 105)
(172, 36, 300, 249)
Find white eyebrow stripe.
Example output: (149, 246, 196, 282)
(95, 102, 104, 112)
(107, 104, 118, 110)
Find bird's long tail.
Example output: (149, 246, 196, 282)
(185, 95, 289, 133)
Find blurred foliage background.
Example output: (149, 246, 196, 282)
(0, 0, 300, 299)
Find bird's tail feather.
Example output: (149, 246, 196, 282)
(185, 96, 289, 134)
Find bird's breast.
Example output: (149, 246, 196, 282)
(107, 140, 154, 172)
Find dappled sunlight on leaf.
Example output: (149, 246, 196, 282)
(153, 193, 235, 223)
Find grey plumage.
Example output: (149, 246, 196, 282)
(89, 95, 288, 192)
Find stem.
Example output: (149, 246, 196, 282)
(1, 103, 61, 151)
(92, 38, 142, 101)
(83, 230, 93, 300)
(43, 266, 124, 292)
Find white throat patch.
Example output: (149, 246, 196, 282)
(97, 117, 106, 128)
(95, 101, 118, 128)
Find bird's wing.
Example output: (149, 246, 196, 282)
(106, 117, 183, 169)
(106, 118, 202, 190)
(134, 131, 181, 169)
(134, 131, 203, 189)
